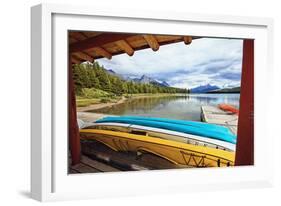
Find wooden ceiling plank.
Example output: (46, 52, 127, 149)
(72, 52, 94, 62)
(183, 36, 192, 45)
(82, 32, 102, 38)
(155, 35, 182, 43)
(93, 47, 112, 59)
(69, 32, 88, 41)
(69, 37, 78, 44)
(93, 37, 199, 60)
(115, 40, 134, 56)
(143, 35, 160, 51)
(69, 33, 135, 53)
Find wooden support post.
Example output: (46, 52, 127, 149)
(235, 39, 254, 166)
(69, 57, 81, 165)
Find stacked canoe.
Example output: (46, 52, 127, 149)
(79, 116, 236, 168)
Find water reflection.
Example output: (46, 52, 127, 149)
(92, 93, 240, 121)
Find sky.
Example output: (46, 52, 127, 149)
(96, 37, 243, 89)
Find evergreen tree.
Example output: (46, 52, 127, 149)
(72, 62, 188, 96)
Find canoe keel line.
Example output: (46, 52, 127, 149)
(80, 129, 235, 168)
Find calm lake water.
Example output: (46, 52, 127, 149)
(92, 93, 240, 121)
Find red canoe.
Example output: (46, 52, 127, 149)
(218, 104, 239, 115)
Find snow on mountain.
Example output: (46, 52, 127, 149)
(161, 81, 170, 87)
(137, 75, 156, 84)
(133, 75, 170, 87)
(105, 70, 170, 87)
(191, 84, 220, 93)
(221, 83, 240, 89)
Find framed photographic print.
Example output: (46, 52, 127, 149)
(31, 3, 274, 201)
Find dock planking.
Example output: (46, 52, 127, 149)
(77, 112, 110, 123)
(201, 105, 238, 135)
(69, 154, 121, 174)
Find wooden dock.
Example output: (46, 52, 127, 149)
(69, 155, 121, 173)
(201, 105, 238, 135)
(77, 112, 110, 122)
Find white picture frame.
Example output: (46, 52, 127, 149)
(31, 3, 274, 202)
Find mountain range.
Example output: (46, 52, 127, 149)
(207, 86, 240, 93)
(105, 69, 170, 87)
(104, 68, 239, 93)
(191, 84, 220, 93)
(133, 75, 170, 87)
(191, 84, 241, 93)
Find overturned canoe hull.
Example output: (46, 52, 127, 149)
(80, 129, 235, 167)
(95, 116, 237, 144)
(84, 122, 236, 152)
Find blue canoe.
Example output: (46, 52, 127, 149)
(117, 116, 231, 133)
(95, 116, 237, 144)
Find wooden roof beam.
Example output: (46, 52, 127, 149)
(115, 40, 134, 56)
(143, 35, 159, 51)
(71, 56, 81, 64)
(69, 32, 88, 41)
(91, 47, 112, 60)
(69, 33, 135, 53)
(72, 52, 94, 62)
(183, 36, 192, 45)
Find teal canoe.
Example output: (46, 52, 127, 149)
(95, 116, 237, 144)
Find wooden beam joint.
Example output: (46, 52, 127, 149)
(87, 47, 112, 60)
(72, 52, 94, 62)
(115, 40, 134, 56)
(143, 35, 159, 51)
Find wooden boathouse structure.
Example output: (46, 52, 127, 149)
(68, 31, 254, 167)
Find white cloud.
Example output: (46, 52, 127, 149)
(96, 37, 243, 89)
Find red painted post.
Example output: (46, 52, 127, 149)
(235, 39, 254, 166)
(69, 58, 81, 165)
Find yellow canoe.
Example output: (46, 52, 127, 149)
(84, 123, 236, 151)
(80, 129, 235, 167)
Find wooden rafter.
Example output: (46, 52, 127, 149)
(143, 35, 159, 51)
(69, 32, 199, 59)
(115, 40, 134, 56)
(69, 33, 135, 53)
(183, 36, 192, 45)
(71, 56, 81, 64)
(70, 32, 88, 41)
(72, 52, 94, 62)
(87, 47, 112, 60)
(69, 37, 78, 44)
(82, 32, 102, 38)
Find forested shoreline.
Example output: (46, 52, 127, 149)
(73, 62, 189, 106)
